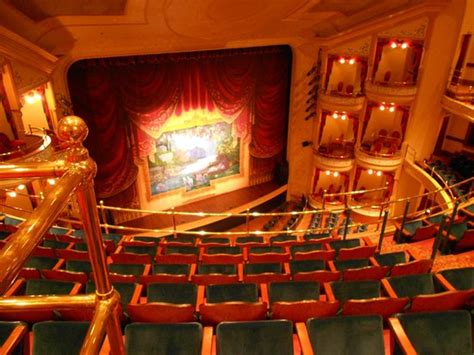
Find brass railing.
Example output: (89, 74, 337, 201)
(0, 116, 124, 354)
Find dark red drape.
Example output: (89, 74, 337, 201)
(351, 115, 359, 142)
(410, 41, 424, 82)
(353, 167, 363, 190)
(312, 168, 320, 193)
(68, 46, 292, 201)
(400, 106, 410, 140)
(361, 103, 375, 142)
(372, 39, 390, 80)
(359, 58, 368, 91)
(324, 56, 335, 92)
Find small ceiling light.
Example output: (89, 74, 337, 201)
(47, 178, 56, 185)
(24, 91, 42, 105)
(340, 113, 347, 121)
(7, 191, 17, 198)
(368, 169, 373, 175)
(332, 112, 339, 119)
(379, 105, 385, 111)
(325, 170, 331, 175)
(389, 106, 396, 113)
(339, 58, 346, 64)
(348, 58, 355, 65)
(401, 42, 409, 49)
(390, 42, 398, 49)
(17, 184, 26, 191)
(333, 171, 339, 177)
(376, 171, 383, 176)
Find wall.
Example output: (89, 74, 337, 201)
(0, 103, 13, 139)
(320, 118, 353, 144)
(375, 47, 411, 82)
(442, 114, 474, 154)
(20, 99, 49, 131)
(327, 61, 360, 93)
(363, 109, 402, 141)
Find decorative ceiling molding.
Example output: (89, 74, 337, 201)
(0, 26, 57, 74)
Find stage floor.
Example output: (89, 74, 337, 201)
(122, 182, 283, 230)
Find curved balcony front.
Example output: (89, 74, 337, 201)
(365, 81, 417, 105)
(318, 91, 365, 113)
(355, 146, 402, 170)
(314, 143, 355, 171)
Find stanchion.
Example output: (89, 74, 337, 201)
(99, 200, 108, 234)
(377, 211, 389, 253)
(342, 209, 351, 240)
(441, 202, 459, 254)
(431, 216, 447, 260)
(397, 201, 410, 243)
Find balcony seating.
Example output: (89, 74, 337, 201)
(435, 267, 474, 291)
(1, 279, 81, 322)
(303, 232, 332, 242)
(444, 222, 474, 253)
(198, 237, 231, 247)
(32, 321, 90, 355)
(389, 259, 433, 276)
(42, 259, 92, 284)
(132, 236, 162, 244)
(106, 263, 150, 283)
(290, 243, 336, 261)
(243, 263, 290, 283)
(395, 220, 437, 242)
(201, 246, 244, 264)
(20, 256, 63, 279)
(156, 246, 199, 264)
(128, 283, 197, 323)
(42, 240, 70, 249)
(191, 264, 239, 285)
(325, 280, 381, 303)
(327, 239, 361, 254)
(48, 226, 71, 235)
(61, 281, 141, 321)
(122, 242, 158, 257)
(270, 234, 298, 247)
(216, 320, 293, 355)
(0, 321, 28, 354)
(290, 260, 341, 283)
(247, 246, 289, 263)
(141, 263, 191, 284)
(199, 283, 267, 325)
(235, 236, 266, 247)
(383, 273, 471, 312)
(301, 315, 385, 355)
(160, 235, 197, 247)
(374, 251, 407, 267)
(389, 311, 472, 355)
(267, 281, 339, 322)
(125, 322, 208, 355)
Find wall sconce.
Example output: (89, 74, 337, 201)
(389, 40, 410, 49)
(24, 90, 42, 105)
(368, 169, 383, 176)
(325, 170, 340, 177)
(7, 190, 17, 198)
(301, 141, 312, 148)
(338, 56, 357, 65)
(379, 102, 396, 112)
(332, 111, 348, 120)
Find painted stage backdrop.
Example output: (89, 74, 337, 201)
(148, 121, 240, 196)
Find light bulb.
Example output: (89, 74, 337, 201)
(401, 42, 409, 49)
(368, 169, 373, 175)
(349, 58, 355, 65)
(341, 114, 347, 121)
(333, 171, 339, 177)
(376, 171, 382, 176)
(47, 178, 56, 185)
(339, 58, 346, 64)
(379, 105, 385, 111)
(17, 184, 26, 190)
(389, 106, 395, 112)
(325, 170, 331, 176)
(7, 191, 17, 198)
(390, 42, 397, 49)
(332, 113, 338, 119)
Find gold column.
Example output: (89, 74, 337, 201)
(0, 171, 82, 293)
(58, 116, 124, 355)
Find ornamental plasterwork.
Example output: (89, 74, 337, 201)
(365, 82, 417, 105)
(314, 153, 354, 171)
(329, 36, 371, 57)
(318, 92, 365, 111)
(379, 17, 429, 40)
(10, 60, 49, 94)
(355, 149, 403, 169)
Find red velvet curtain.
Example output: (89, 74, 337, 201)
(372, 39, 390, 80)
(351, 115, 359, 142)
(68, 46, 292, 201)
(312, 168, 320, 193)
(410, 41, 424, 82)
(359, 58, 368, 91)
(400, 106, 410, 140)
(324, 56, 335, 92)
(353, 167, 363, 190)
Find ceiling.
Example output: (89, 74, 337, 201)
(0, 0, 439, 58)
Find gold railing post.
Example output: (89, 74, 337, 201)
(99, 200, 109, 235)
(59, 116, 124, 355)
(246, 208, 250, 235)
(172, 207, 177, 238)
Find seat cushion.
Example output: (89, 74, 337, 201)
(330, 280, 380, 302)
(329, 239, 361, 253)
(0, 321, 26, 355)
(147, 283, 197, 304)
(25, 280, 75, 295)
(395, 310, 472, 355)
(374, 252, 406, 267)
(387, 274, 435, 297)
(289, 260, 325, 274)
(125, 322, 202, 355)
(198, 264, 237, 275)
(216, 320, 293, 355)
(206, 283, 258, 303)
(25, 257, 59, 270)
(205, 246, 242, 255)
(440, 267, 474, 290)
(269, 281, 319, 303)
(153, 264, 190, 275)
(333, 258, 369, 271)
(306, 315, 384, 355)
(32, 321, 89, 355)
(244, 263, 282, 275)
(108, 263, 145, 276)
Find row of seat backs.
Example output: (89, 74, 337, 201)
(12, 310, 473, 355)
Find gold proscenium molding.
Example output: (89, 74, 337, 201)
(0, 115, 124, 355)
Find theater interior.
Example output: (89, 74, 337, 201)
(0, 0, 473, 354)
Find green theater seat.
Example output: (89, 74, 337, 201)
(327, 280, 381, 303)
(147, 283, 197, 304)
(438, 267, 474, 290)
(206, 283, 258, 303)
(216, 320, 293, 355)
(384, 273, 435, 298)
(0, 321, 27, 355)
(374, 252, 406, 266)
(125, 322, 203, 355)
(268, 281, 319, 303)
(32, 321, 90, 355)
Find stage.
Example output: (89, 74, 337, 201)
(122, 182, 287, 233)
